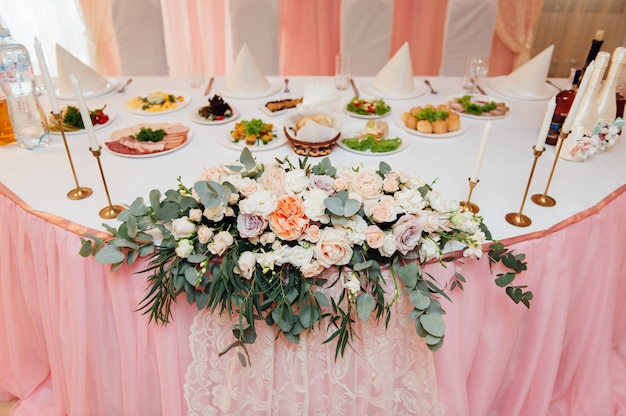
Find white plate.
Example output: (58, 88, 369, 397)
(216, 131, 287, 152)
(125, 91, 191, 115)
(105, 132, 192, 158)
(395, 115, 469, 138)
(190, 107, 240, 125)
(56, 78, 118, 100)
(258, 99, 302, 117)
(50, 107, 117, 135)
(360, 81, 428, 100)
(219, 78, 283, 100)
(488, 77, 556, 101)
(337, 125, 409, 155)
(447, 94, 510, 120)
(344, 109, 390, 119)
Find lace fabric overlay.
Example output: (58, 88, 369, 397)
(184, 270, 442, 416)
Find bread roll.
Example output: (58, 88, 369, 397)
(402, 112, 417, 130)
(432, 120, 447, 134)
(417, 120, 433, 133)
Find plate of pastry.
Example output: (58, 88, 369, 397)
(396, 104, 467, 138)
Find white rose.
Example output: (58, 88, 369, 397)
(260, 232, 276, 245)
(303, 188, 330, 223)
(342, 273, 361, 294)
(171, 217, 196, 239)
(285, 169, 309, 194)
(235, 251, 256, 279)
(378, 233, 397, 257)
(393, 188, 425, 214)
(175, 239, 194, 258)
(427, 190, 459, 212)
(300, 261, 326, 278)
(419, 237, 440, 262)
(287, 245, 314, 268)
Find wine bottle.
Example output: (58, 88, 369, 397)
(570, 51, 610, 134)
(597, 47, 626, 123)
(575, 30, 604, 88)
(545, 67, 581, 145)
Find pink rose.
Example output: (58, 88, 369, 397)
(314, 228, 353, 267)
(304, 224, 321, 243)
(300, 261, 326, 278)
(393, 214, 424, 255)
(364, 195, 396, 223)
(208, 231, 234, 256)
(364, 225, 385, 249)
(189, 208, 203, 222)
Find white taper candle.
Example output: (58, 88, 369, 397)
(34, 38, 60, 113)
(536, 97, 556, 151)
(70, 73, 99, 150)
(470, 120, 492, 182)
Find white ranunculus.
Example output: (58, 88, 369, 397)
(285, 169, 309, 194)
(287, 245, 314, 268)
(171, 216, 196, 239)
(393, 188, 426, 214)
(427, 190, 459, 213)
(338, 215, 367, 246)
(175, 239, 194, 258)
(303, 188, 330, 223)
(239, 189, 277, 218)
(379, 233, 397, 257)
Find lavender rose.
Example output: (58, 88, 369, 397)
(393, 214, 424, 255)
(237, 214, 268, 238)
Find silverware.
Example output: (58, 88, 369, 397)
(476, 84, 488, 95)
(546, 79, 563, 92)
(350, 78, 359, 97)
(117, 78, 132, 93)
(284, 78, 290, 93)
(424, 79, 438, 94)
(204, 77, 214, 96)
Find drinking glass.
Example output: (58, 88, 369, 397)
(462, 55, 489, 93)
(335, 54, 351, 90)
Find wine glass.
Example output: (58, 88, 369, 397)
(462, 55, 490, 94)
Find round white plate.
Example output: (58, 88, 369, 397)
(337, 125, 409, 155)
(344, 108, 391, 120)
(447, 94, 510, 120)
(56, 78, 118, 100)
(219, 78, 282, 100)
(125, 91, 191, 115)
(190, 107, 240, 125)
(361, 81, 428, 100)
(50, 107, 117, 135)
(395, 115, 469, 138)
(105, 132, 192, 158)
(216, 132, 287, 152)
(488, 77, 556, 101)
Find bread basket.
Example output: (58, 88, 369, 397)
(284, 127, 340, 156)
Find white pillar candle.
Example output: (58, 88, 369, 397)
(535, 97, 556, 151)
(470, 120, 491, 182)
(562, 61, 594, 134)
(34, 38, 60, 114)
(70, 73, 99, 150)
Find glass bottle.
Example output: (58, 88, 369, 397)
(597, 47, 626, 123)
(570, 51, 610, 134)
(575, 30, 604, 89)
(545, 67, 581, 146)
(0, 24, 49, 150)
(0, 91, 15, 145)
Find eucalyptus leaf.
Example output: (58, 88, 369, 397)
(129, 198, 149, 216)
(419, 313, 445, 337)
(184, 267, 200, 285)
(343, 198, 360, 217)
(313, 291, 329, 307)
(378, 161, 391, 174)
(283, 331, 300, 344)
(324, 197, 344, 216)
(409, 289, 431, 310)
(356, 293, 376, 322)
(398, 263, 419, 288)
(425, 334, 442, 346)
(299, 304, 320, 328)
(495, 272, 516, 287)
(239, 147, 256, 171)
(94, 244, 126, 264)
(408, 308, 424, 322)
(79, 238, 94, 257)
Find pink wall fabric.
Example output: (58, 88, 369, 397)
(3, 182, 624, 414)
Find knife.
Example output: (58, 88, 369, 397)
(350, 78, 360, 97)
(476, 84, 488, 96)
(204, 77, 214, 96)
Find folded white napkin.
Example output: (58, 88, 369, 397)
(56, 44, 109, 98)
(371, 42, 416, 96)
(297, 83, 342, 113)
(498, 45, 554, 99)
(225, 43, 271, 96)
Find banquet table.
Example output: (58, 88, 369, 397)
(0, 75, 625, 415)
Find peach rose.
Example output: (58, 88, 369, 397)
(364, 225, 385, 249)
(349, 170, 383, 200)
(300, 261, 326, 278)
(269, 194, 309, 241)
(304, 224, 321, 243)
(208, 231, 234, 256)
(364, 195, 396, 223)
(238, 177, 260, 197)
(314, 228, 353, 267)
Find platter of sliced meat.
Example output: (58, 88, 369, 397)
(104, 122, 191, 157)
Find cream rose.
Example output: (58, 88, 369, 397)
(171, 216, 196, 239)
(197, 225, 214, 244)
(208, 231, 234, 256)
(349, 170, 383, 200)
(314, 228, 353, 267)
(364, 225, 385, 249)
(189, 208, 203, 223)
(235, 251, 256, 279)
(238, 177, 260, 197)
(300, 261, 326, 278)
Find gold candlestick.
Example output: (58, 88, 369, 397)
(460, 178, 480, 213)
(506, 146, 546, 227)
(531, 130, 569, 207)
(89, 146, 124, 219)
(52, 112, 92, 200)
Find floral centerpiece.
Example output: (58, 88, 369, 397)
(80, 149, 531, 364)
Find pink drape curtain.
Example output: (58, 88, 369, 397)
(77, 0, 121, 76)
(106, 0, 516, 76)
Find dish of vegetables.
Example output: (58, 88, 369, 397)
(48, 104, 115, 135)
(345, 97, 391, 118)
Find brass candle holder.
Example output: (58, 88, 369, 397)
(89, 146, 124, 219)
(52, 112, 93, 200)
(531, 130, 569, 207)
(505, 146, 546, 227)
(460, 178, 480, 213)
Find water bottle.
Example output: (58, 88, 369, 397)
(0, 24, 49, 150)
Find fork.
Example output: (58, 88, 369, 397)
(117, 78, 132, 93)
(284, 78, 290, 93)
(424, 79, 438, 94)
